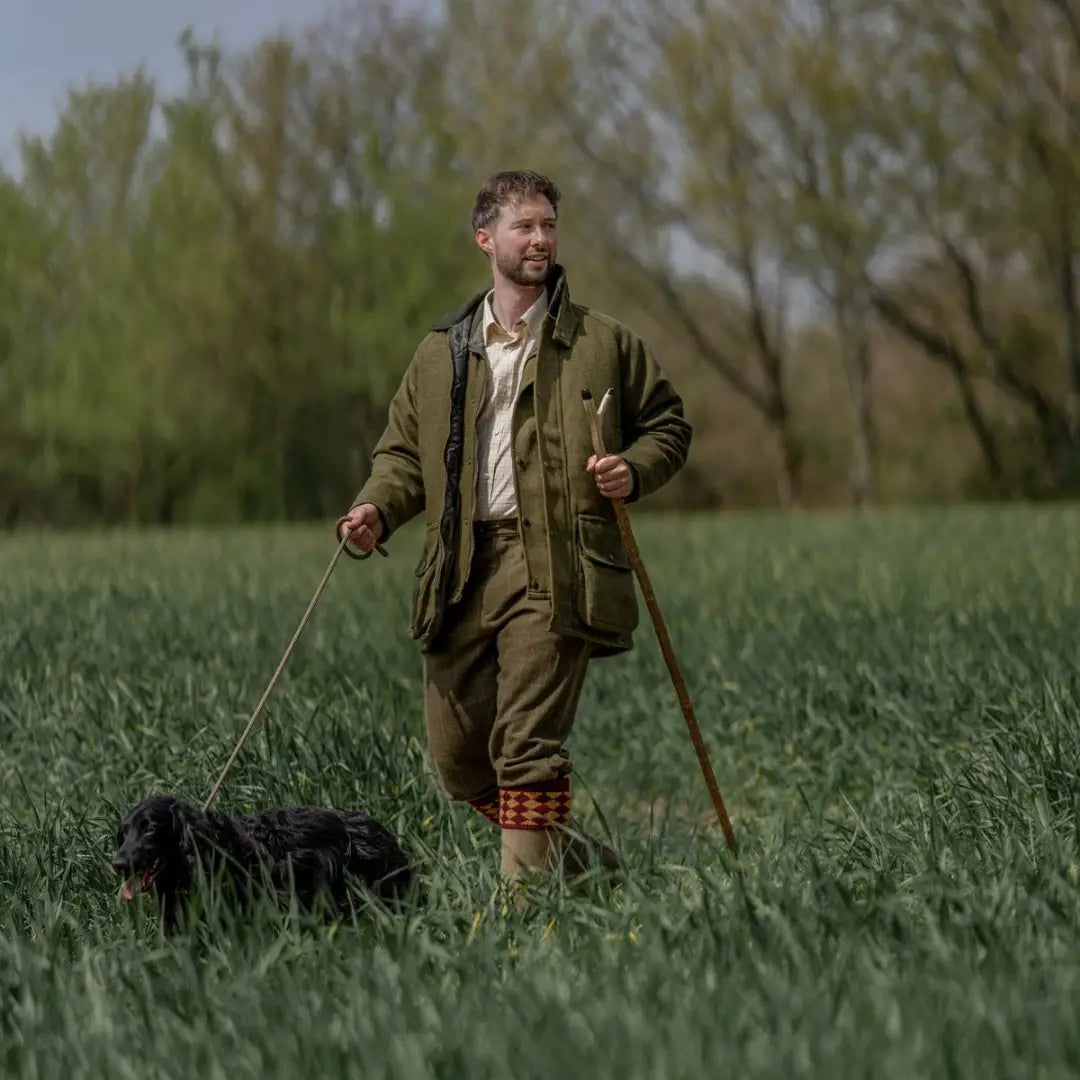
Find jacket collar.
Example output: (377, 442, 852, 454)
(545, 265, 577, 348)
(430, 287, 487, 334)
(431, 264, 579, 348)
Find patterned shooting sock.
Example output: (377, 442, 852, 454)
(498, 780, 572, 831)
(466, 790, 500, 825)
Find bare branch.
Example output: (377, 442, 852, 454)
(938, 234, 1072, 443)
(870, 285, 1004, 480)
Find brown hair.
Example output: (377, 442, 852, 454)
(471, 170, 561, 233)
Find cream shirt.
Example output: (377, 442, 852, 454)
(475, 288, 548, 520)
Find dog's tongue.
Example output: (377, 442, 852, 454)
(121, 878, 135, 901)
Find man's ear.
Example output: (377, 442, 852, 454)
(475, 227, 493, 257)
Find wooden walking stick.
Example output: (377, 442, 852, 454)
(582, 390, 737, 854)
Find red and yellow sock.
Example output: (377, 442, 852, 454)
(466, 791, 500, 825)
(498, 780, 571, 830)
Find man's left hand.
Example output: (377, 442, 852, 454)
(586, 454, 634, 500)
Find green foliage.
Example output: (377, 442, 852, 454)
(2, 508, 1080, 1076)
(2, 23, 474, 526)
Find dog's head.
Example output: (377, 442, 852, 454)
(112, 795, 197, 900)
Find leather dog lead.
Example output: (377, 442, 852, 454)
(582, 389, 737, 854)
(202, 517, 387, 812)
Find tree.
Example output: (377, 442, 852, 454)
(15, 73, 162, 521)
(870, 0, 1080, 493)
(544, 0, 809, 506)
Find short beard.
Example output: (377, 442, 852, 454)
(495, 249, 551, 288)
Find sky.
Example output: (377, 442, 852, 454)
(0, 0, 342, 164)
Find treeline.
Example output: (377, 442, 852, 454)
(2, 0, 1079, 525)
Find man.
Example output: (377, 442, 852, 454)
(339, 170, 691, 885)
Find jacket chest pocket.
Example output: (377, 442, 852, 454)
(575, 513, 638, 634)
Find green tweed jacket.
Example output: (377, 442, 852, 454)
(352, 266, 691, 656)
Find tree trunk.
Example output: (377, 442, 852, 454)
(768, 396, 803, 508)
(837, 302, 877, 507)
(954, 367, 1006, 487)
(844, 333, 876, 507)
(1057, 229, 1080, 440)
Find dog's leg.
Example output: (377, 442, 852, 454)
(159, 890, 182, 937)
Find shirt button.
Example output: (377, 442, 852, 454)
(517, 457, 527, 469)
(522, 518, 531, 528)
(530, 579, 540, 590)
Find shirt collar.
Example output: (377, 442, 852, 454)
(483, 288, 548, 344)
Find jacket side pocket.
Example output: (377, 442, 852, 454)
(575, 513, 638, 635)
(409, 525, 443, 642)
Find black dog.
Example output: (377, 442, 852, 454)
(112, 794, 413, 934)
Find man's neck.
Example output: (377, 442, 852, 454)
(491, 277, 544, 331)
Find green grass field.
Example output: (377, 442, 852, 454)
(2, 506, 1080, 1078)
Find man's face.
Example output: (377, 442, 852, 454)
(475, 195, 558, 288)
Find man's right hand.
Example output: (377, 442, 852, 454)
(338, 503, 385, 554)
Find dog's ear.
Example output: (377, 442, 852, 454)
(170, 802, 197, 861)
